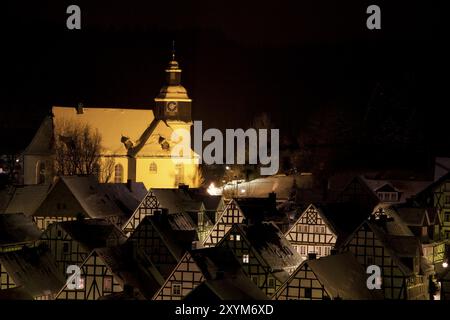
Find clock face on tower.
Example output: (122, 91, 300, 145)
(166, 101, 178, 114)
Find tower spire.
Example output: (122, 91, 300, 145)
(171, 40, 176, 61)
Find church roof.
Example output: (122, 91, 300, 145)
(51, 106, 155, 155)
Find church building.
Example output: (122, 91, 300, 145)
(22, 55, 200, 189)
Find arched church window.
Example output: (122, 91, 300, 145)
(149, 162, 157, 174)
(175, 163, 184, 186)
(114, 164, 123, 183)
(36, 161, 46, 184)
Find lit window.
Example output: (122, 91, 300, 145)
(172, 283, 182, 296)
(300, 246, 306, 255)
(149, 162, 157, 174)
(230, 234, 234, 241)
(103, 277, 113, 292)
(243, 254, 250, 264)
(78, 277, 85, 290)
(236, 235, 241, 241)
(114, 164, 123, 183)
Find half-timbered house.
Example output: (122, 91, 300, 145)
(273, 252, 381, 300)
(56, 242, 163, 300)
(394, 206, 445, 264)
(33, 175, 146, 230)
(0, 243, 65, 299)
(128, 210, 198, 279)
(40, 219, 127, 275)
(0, 213, 42, 290)
(122, 187, 213, 241)
(153, 246, 253, 300)
(203, 193, 288, 247)
(218, 221, 302, 297)
(342, 211, 434, 300)
(284, 204, 337, 259)
(413, 171, 450, 239)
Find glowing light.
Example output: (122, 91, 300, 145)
(226, 166, 230, 170)
(240, 189, 246, 193)
(443, 262, 448, 268)
(207, 182, 223, 196)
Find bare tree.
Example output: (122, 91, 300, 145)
(54, 121, 111, 180)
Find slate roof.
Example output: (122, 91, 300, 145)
(0, 213, 42, 246)
(0, 244, 66, 298)
(133, 213, 198, 261)
(185, 278, 268, 301)
(305, 252, 382, 300)
(4, 184, 50, 216)
(151, 188, 204, 214)
(94, 243, 164, 300)
(361, 176, 433, 203)
(58, 219, 127, 250)
(35, 175, 144, 220)
(50, 106, 155, 155)
(235, 222, 302, 273)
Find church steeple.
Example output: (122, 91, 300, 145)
(154, 43, 192, 122)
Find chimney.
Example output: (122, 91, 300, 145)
(308, 253, 317, 260)
(268, 192, 276, 203)
(76, 102, 84, 114)
(126, 179, 133, 191)
(178, 184, 189, 191)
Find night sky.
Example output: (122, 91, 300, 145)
(1, 0, 448, 172)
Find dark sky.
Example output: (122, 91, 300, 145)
(1, 0, 448, 169)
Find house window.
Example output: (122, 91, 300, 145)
(103, 277, 113, 292)
(230, 234, 235, 241)
(236, 235, 241, 241)
(149, 162, 158, 174)
(325, 247, 331, 256)
(243, 254, 250, 264)
(304, 287, 312, 298)
(57, 230, 62, 238)
(62, 242, 69, 253)
(114, 164, 123, 183)
(445, 213, 450, 222)
(446, 196, 450, 205)
(172, 283, 182, 296)
(175, 164, 184, 186)
(36, 161, 46, 184)
(267, 277, 275, 288)
(320, 226, 325, 233)
(317, 247, 322, 256)
(300, 246, 306, 255)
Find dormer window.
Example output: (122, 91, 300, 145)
(377, 191, 398, 202)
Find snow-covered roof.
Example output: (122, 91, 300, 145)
(306, 252, 382, 300)
(4, 184, 50, 216)
(0, 244, 65, 298)
(51, 106, 155, 155)
(0, 213, 41, 246)
(235, 222, 302, 274)
(151, 188, 204, 214)
(33, 176, 145, 221)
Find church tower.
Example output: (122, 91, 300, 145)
(154, 48, 192, 128)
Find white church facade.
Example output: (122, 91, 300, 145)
(22, 57, 200, 189)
